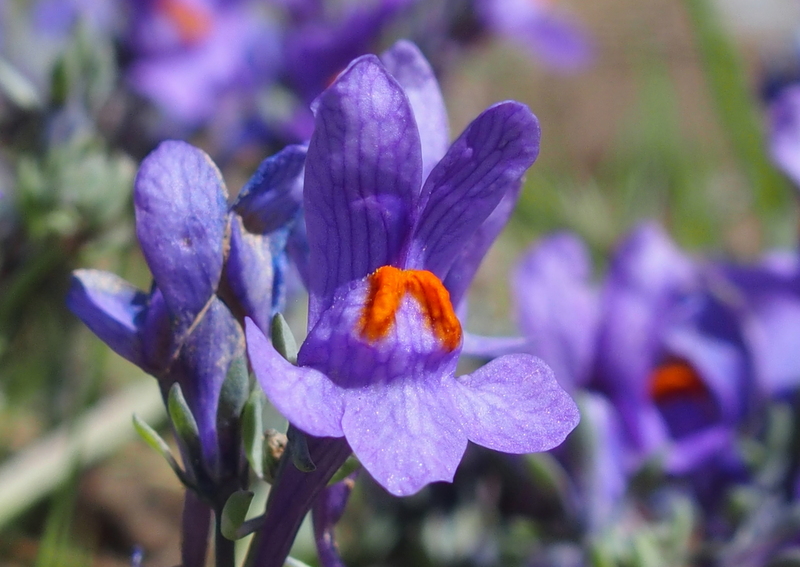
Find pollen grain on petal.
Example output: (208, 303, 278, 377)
(359, 266, 462, 351)
(649, 360, 708, 402)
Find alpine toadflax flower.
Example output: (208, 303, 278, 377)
(125, 0, 279, 126)
(477, 0, 593, 72)
(67, 140, 304, 484)
(514, 224, 752, 476)
(246, 40, 579, 497)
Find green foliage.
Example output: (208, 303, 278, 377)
(242, 388, 266, 480)
(681, 0, 793, 244)
(132, 413, 190, 486)
(15, 136, 134, 241)
(221, 490, 255, 541)
(271, 313, 299, 365)
(168, 383, 205, 481)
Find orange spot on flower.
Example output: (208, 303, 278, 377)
(649, 360, 707, 402)
(159, 0, 213, 44)
(360, 266, 462, 352)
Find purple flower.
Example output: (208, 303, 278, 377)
(125, 0, 280, 126)
(721, 251, 800, 399)
(67, 140, 302, 481)
(514, 224, 751, 476)
(768, 84, 800, 187)
(281, 0, 414, 104)
(246, 40, 579, 497)
(476, 0, 593, 72)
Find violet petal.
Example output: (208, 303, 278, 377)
(341, 377, 466, 496)
(665, 425, 735, 474)
(479, 0, 593, 72)
(245, 318, 345, 438)
(312, 474, 357, 567)
(594, 222, 697, 401)
(444, 179, 522, 308)
(67, 269, 147, 368)
(571, 392, 628, 532)
(141, 286, 173, 375)
(512, 232, 599, 390)
(168, 296, 245, 473)
(724, 256, 800, 398)
(226, 214, 275, 333)
(232, 144, 307, 234)
(134, 140, 229, 328)
(304, 55, 421, 326)
(284, 0, 413, 102)
(380, 40, 449, 180)
(407, 101, 539, 278)
(663, 303, 748, 424)
(446, 353, 579, 454)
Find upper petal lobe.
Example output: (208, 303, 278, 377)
(304, 55, 421, 326)
(407, 101, 540, 278)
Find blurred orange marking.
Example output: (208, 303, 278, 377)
(360, 266, 462, 351)
(159, 0, 212, 44)
(649, 360, 707, 401)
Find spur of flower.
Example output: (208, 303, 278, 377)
(246, 40, 579, 496)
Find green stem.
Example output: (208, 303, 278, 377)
(681, 0, 792, 240)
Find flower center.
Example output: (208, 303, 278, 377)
(360, 266, 462, 352)
(649, 360, 707, 402)
(158, 0, 213, 44)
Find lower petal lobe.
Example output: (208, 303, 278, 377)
(246, 319, 345, 438)
(447, 353, 579, 454)
(341, 377, 466, 496)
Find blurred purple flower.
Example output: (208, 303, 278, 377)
(514, 224, 752, 477)
(281, 0, 414, 104)
(247, 41, 579, 498)
(125, 0, 280, 126)
(476, 0, 593, 71)
(721, 251, 800, 400)
(768, 84, 800, 188)
(67, 140, 302, 480)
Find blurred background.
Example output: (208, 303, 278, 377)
(1, 0, 800, 565)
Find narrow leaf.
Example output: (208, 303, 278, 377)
(220, 490, 254, 541)
(287, 425, 315, 472)
(271, 313, 298, 364)
(241, 389, 265, 479)
(167, 383, 204, 474)
(218, 355, 250, 429)
(327, 456, 361, 486)
(132, 414, 190, 486)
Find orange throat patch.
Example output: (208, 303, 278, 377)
(649, 360, 707, 402)
(359, 266, 462, 351)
